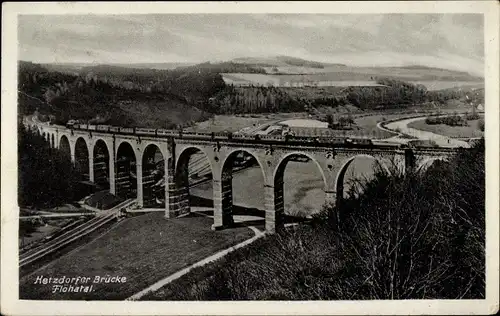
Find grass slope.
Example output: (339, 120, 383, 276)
(19, 213, 254, 300)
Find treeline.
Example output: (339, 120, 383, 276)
(209, 77, 475, 115)
(146, 140, 485, 300)
(18, 124, 81, 208)
(210, 86, 305, 114)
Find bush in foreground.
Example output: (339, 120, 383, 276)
(145, 140, 484, 300)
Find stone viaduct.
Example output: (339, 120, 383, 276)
(26, 120, 457, 233)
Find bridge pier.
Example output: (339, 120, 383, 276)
(88, 155, 94, 182)
(109, 148, 116, 195)
(69, 139, 76, 165)
(164, 159, 175, 218)
(264, 184, 284, 233)
(211, 178, 234, 230)
(136, 163, 143, 208)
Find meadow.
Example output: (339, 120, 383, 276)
(19, 214, 254, 300)
(408, 118, 484, 138)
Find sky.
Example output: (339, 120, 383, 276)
(18, 14, 484, 76)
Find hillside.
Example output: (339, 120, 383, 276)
(18, 61, 210, 128)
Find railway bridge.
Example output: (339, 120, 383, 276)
(26, 119, 459, 233)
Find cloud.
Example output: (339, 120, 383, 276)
(18, 14, 483, 75)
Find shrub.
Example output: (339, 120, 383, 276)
(332, 143, 484, 299)
(426, 115, 467, 126)
(466, 113, 480, 121)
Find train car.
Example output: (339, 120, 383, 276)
(120, 127, 134, 134)
(66, 120, 76, 129)
(96, 125, 109, 131)
(261, 135, 284, 142)
(136, 128, 156, 135)
(349, 138, 373, 146)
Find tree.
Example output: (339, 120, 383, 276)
(326, 114, 334, 127)
(338, 116, 348, 128)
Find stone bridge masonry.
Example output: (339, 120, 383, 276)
(28, 121, 457, 233)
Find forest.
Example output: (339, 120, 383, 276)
(18, 61, 213, 128)
(18, 124, 81, 208)
(209, 77, 480, 115)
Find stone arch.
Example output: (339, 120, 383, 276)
(93, 139, 111, 189)
(175, 145, 214, 175)
(273, 152, 328, 219)
(75, 137, 90, 181)
(213, 149, 267, 228)
(220, 148, 266, 183)
(417, 157, 449, 172)
(59, 135, 71, 161)
(273, 152, 328, 189)
(116, 141, 138, 200)
(335, 154, 390, 205)
(141, 143, 166, 207)
(173, 146, 214, 215)
(115, 139, 140, 162)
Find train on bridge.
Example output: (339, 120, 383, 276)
(66, 122, 396, 148)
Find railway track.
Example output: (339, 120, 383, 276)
(19, 199, 136, 268)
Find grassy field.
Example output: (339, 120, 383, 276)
(408, 118, 484, 138)
(19, 214, 254, 300)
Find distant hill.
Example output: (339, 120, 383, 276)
(36, 56, 483, 82)
(232, 56, 346, 68)
(40, 62, 195, 74)
(230, 55, 483, 81)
